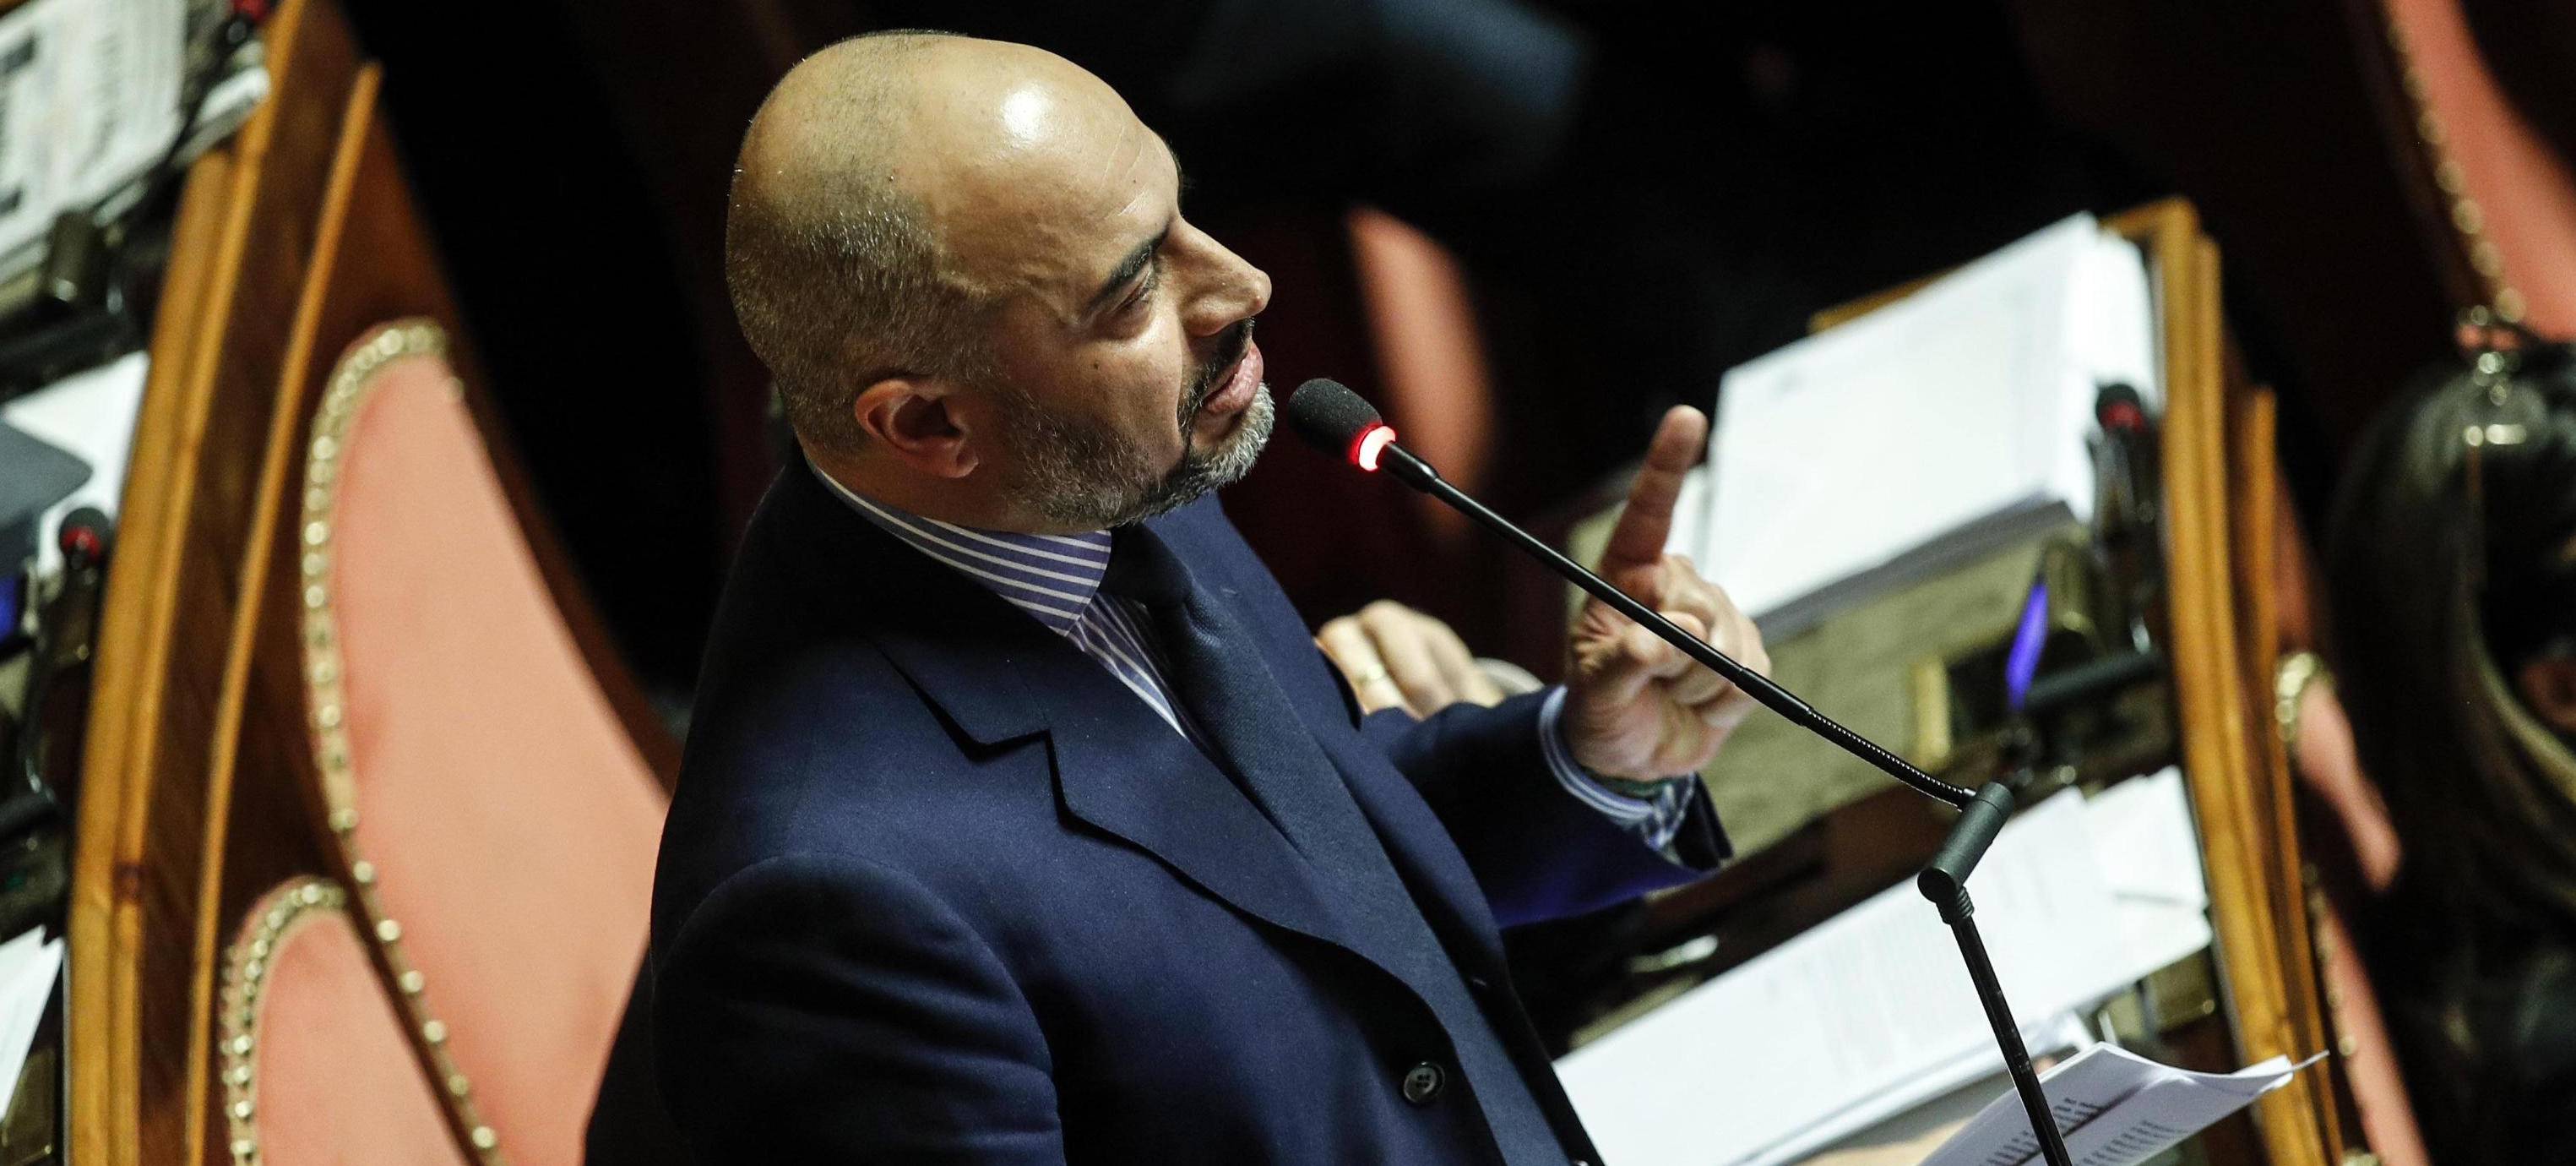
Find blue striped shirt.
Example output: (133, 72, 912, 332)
(814, 466, 1691, 848)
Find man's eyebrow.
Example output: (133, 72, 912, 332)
(1079, 135, 1187, 319)
(1084, 219, 1171, 318)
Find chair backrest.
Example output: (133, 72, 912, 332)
(1347, 207, 1497, 531)
(217, 878, 473, 1166)
(2377, 0, 2576, 333)
(296, 320, 667, 1165)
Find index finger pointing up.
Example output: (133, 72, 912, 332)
(1600, 405, 1710, 577)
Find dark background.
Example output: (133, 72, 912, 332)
(340, 0, 2460, 714)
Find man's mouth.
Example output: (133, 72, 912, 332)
(1197, 340, 1262, 424)
(1184, 320, 1259, 428)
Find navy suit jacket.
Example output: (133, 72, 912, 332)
(590, 466, 1725, 1163)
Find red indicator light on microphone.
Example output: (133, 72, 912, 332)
(1350, 424, 1398, 472)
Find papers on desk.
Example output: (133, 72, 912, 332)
(1557, 774, 2216, 1166)
(1672, 215, 2159, 637)
(2080, 770, 2210, 978)
(0, 929, 59, 1114)
(0, 0, 179, 270)
(1920, 1043, 2323, 1166)
(0, 0, 270, 279)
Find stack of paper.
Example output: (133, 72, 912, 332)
(1556, 772, 2215, 1166)
(1921, 1043, 2322, 1166)
(1672, 215, 2159, 637)
(0, 0, 271, 278)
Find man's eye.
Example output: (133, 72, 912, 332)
(1122, 259, 1163, 313)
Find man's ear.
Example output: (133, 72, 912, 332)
(852, 376, 981, 478)
(2517, 654, 2576, 735)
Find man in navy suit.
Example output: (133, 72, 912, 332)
(592, 30, 1770, 1164)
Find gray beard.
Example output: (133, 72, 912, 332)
(996, 383, 1275, 530)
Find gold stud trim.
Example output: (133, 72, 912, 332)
(300, 319, 507, 1165)
(218, 879, 349, 1166)
(2379, 3, 2527, 323)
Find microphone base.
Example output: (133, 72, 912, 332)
(1363, 433, 2072, 1163)
(1923, 787, 2074, 1166)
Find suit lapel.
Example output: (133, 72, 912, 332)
(1315, 731, 1512, 975)
(1142, 503, 1513, 975)
(785, 467, 1485, 1013)
(1111, 523, 1481, 1007)
(780, 471, 1378, 978)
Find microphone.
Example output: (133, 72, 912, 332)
(1285, 379, 2077, 1166)
(10, 506, 113, 816)
(1284, 379, 1975, 812)
(2091, 383, 2157, 536)
(2090, 383, 2161, 650)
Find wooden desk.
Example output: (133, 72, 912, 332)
(1560, 200, 2356, 1165)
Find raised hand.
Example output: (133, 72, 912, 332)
(1562, 406, 1769, 780)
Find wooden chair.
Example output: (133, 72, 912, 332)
(282, 315, 667, 1166)
(213, 45, 672, 1166)
(1346, 206, 1497, 547)
(215, 878, 471, 1166)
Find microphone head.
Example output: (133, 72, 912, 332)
(57, 505, 112, 564)
(1285, 379, 1382, 452)
(2095, 382, 2148, 432)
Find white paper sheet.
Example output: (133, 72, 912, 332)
(0, 929, 61, 1114)
(1742, 1013, 2097, 1166)
(3, 351, 147, 579)
(1918, 1042, 2322, 1166)
(2078, 768, 2212, 977)
(1689, 215, 2158, 633)
(1557, 793, 2149, 1166)
(0, 0, 186, 270)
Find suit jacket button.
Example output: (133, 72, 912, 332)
(1400, 1061, 1446, 1105)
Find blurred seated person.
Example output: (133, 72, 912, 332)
(2328, 335, 2576, 1163)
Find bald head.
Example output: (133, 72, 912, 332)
(726, 32, 1149, 455)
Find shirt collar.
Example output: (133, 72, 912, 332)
(809, 461, 1112, 635)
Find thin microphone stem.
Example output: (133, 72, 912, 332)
(1363, 434, 2068, 1165)
(1379, 445, 1975, 809)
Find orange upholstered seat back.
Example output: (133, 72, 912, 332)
(2383, 0, 2576, 333)
(298, 321, 666, 1164)
(218, 878, 473, 1166)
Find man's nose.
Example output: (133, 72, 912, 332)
(1182, 232, 1272, 335)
